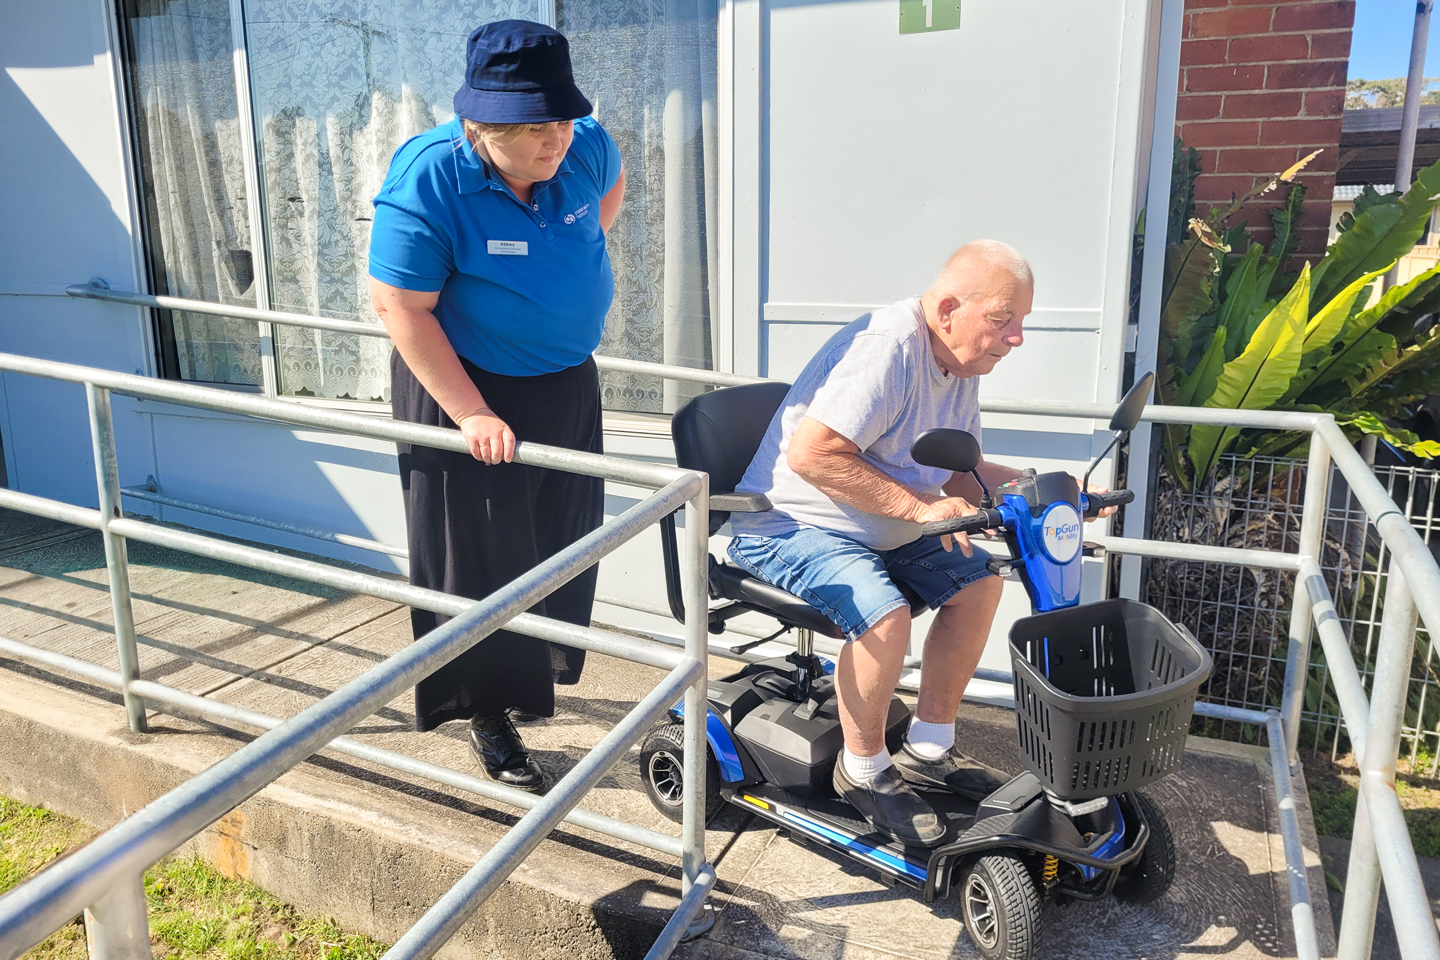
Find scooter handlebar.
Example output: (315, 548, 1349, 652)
(1082, 489, 1134, 518)
(920, 507, 1005, 539)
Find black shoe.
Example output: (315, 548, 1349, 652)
(832, 759, 945, 848)
(470, 713, 546, 794)
(892, 740, 1007, 800)
(506, 706, 543, 725)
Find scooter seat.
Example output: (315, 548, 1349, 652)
(709, 562, 931, 640)
(709, 562, 846, 639)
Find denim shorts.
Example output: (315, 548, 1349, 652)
(727, 526, 994, 642)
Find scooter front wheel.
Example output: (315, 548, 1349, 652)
(638, 721, 724, 824)
(958, 854, 1040, 960)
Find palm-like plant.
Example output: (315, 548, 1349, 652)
(1155, 147, 1440, 489)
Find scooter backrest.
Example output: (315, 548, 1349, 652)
(672, 382, 792, 534)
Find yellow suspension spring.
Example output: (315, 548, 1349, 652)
(1042, 856, 1059, 883)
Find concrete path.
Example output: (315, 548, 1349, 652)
(0, 508, 1335, 959)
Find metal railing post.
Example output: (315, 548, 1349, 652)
(1337, 568, 1418, 960)
(1281, 432, 1331, 759)
(680, 473, 714, 939)
(1336, 786, 1380, 960)
(86, 384, 146, 733)
(82, 874, 152, 960)
(1347, 570, 1440, 960)
(1266, 712, 1321, 960)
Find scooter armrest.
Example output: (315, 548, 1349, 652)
(711, 492, 772, 513)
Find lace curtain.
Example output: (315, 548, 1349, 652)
(126, 0, 262, 386)
(247, 0, 534, 402)
(127, 0, 716, 410)
(562, 0, 720, 412)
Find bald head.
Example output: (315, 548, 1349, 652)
(931, 240, 1033, 298)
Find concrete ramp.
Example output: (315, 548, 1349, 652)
(0, 512, 1334, 959)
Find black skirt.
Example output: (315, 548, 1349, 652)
(391, 350, 603, 731)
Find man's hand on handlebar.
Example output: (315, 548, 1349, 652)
(914, 496, 980, 556)
(1082, 484, 1119, 520)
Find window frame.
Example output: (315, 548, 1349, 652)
(114, 0, 742, 410)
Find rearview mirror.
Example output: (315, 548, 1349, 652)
(911, 429, 982, 474)
(1109, 372, 1155, 434)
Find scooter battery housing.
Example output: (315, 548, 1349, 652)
(734, 688, 909, 797)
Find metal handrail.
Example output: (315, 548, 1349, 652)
(2, 344, 1439, 959)
(65, 283, 765, 388)
(0, 352, 714, 960)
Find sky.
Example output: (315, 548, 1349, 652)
(1347, 0, 1440, 81)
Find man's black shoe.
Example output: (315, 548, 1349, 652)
(470, 712, 546, 794)
(832, 759, 945, 848)
(892, 741, 1007, 800)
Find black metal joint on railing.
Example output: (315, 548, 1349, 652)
(659, 510, 687, 624)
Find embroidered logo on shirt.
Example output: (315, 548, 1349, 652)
(563, 203, 591, 225)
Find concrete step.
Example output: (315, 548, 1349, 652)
(0, 511, 1336, 959)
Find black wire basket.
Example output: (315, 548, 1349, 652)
(1008, 598, 1213, 801)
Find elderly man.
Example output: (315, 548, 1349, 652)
(727, 240, 1032, 847)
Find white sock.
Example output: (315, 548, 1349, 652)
(905, 717, 955, 761)
(842, 746, 893, 784)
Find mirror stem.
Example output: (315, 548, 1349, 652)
(1082, 430, 1124, 495)
(970, 469, 992, 508)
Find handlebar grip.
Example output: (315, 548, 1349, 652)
(1083, 489, 1135, 518)
(921, 507, 1004, 538)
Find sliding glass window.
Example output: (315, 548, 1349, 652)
(120, 0, 719, 411)
(120, 0, 262, 386)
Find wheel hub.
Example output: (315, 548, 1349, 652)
(963, 873, 1000, 950)
(648, 749, 684, 805)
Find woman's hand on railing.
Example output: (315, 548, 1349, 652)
(457, 407, 516, 465)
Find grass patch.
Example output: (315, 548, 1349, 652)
(0, 796, 388, 958)
(1304, 761, 1440, 859)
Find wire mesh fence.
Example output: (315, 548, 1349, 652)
(1143, 453, 1439, 774)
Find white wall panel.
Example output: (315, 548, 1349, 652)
(0, 0, 153, 504)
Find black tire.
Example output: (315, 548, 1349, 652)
(638, 721, 724, 824)
(1114, 791, 1177, 904)
(958, 854, 1041, 960)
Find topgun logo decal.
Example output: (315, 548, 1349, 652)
(1040, 502, 1082, 563)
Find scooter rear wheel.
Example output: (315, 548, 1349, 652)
(958, 854, 1040, 960)
(639, 721, 724, 824)
(1113, 790, 1176, 904)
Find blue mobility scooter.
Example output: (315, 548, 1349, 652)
(638, 374, 1212, 960)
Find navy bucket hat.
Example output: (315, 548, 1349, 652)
(453, 20, 593, 124)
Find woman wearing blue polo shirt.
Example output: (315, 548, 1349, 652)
(368, 21, 625, 793)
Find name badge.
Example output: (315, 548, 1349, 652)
(488, 240, 529, 256)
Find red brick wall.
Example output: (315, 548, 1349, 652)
(1175, 1, 1355, 261)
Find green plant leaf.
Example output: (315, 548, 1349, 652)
(1313, 157, 1440, 307)
(1344, 323, 1440, 414)
(1268, 181, 1307, 267)
(1335, 185, 1397, 235)
(1305, 266, 1390, 353)
(1303, 263, 1440, 404)
(1218, 244, 1267, 362)
(1336, 411, 1440, 459)
(1280, 266, 1392, 404)
(1169, 138, 1202, 248)
(1158, 234, 1217, 401)
(1177, 326, 1228, 407)
(1188, 265, 1312, 482)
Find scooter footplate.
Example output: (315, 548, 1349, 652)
(727, 783, 980, 893)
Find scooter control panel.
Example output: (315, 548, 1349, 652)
(996, 469, 1080, 518)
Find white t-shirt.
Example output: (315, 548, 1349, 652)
(730, 297, 983, 551)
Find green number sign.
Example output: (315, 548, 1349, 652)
(899, 0, 959, 33)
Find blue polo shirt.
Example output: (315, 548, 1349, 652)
(368, 116, 622, 376)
